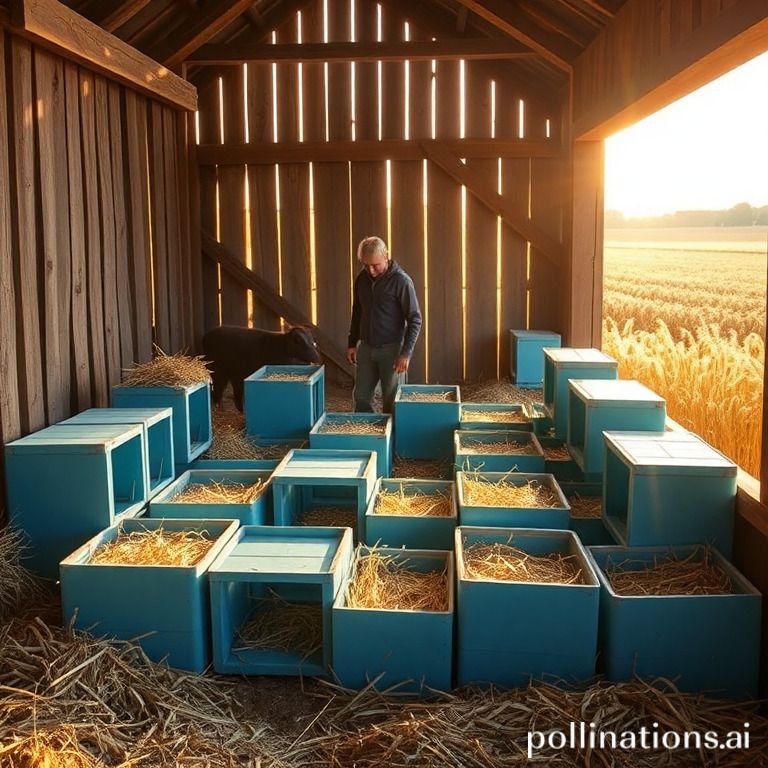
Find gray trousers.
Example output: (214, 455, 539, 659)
(354, 341, 404, 413)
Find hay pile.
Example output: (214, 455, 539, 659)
(89, 526, 216, 567)
(374, 487, 453, 518)
(462, 541, 585, 585)
(121, 347, 211, 387)
(568, 494, 602, 519)
(392, 457, 452, 480)
(458, 437, 535, 455)
(316, 419, 387, 435)
(461, 407, 530, 424)
(0, 528, 47, 621)
(462, 476, 560, 508)
(172, 478, 267, 505)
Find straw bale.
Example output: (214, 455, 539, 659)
(121, 346, 211, 387)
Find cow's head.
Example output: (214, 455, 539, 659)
(287, 326, 322, 364)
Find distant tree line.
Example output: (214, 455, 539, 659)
(605, 202, 768, 228)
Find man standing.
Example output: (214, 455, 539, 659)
(347, 236, 422, 413)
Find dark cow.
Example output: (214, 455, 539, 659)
(203, 325, 322, 411)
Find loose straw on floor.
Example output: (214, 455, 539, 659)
(606, 547, 733, 596)
(121, 346, 211, 387)
(462, 475, 559, 508)
(463, 541, 584, 584)
(205, 428, 292, 460)
(173, 479, 266, 505)
(569, 493, 602, 518)
(89, 527, 215, 567)
(374, 488, 453, 518)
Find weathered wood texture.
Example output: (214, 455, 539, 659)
(0, 25, 192, 444)
(196, 0, 566, 383)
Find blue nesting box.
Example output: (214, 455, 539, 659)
(567, 380, 666, 479)
(6, 423, 148, 579)
(60, 518, 239, 672)
(271, 449, 378, 542)
(456, 527, 600, 687)
(509, 329, 561, 386)
(559, 481, 614, 546)
(588, 545, 761, 699)
(60, 407, 174, 497)
(189, 437, 304, 473)
(602, 431, 736, 557)
(364, 478, 457, 550)
(460, 403, 532, 432)
(537, 436, 582, 481)
(543, 349, 618, 440)
(394, 384, 461, 460)
(457, 471, 569, 529)
(309, 413, 392, 477)
(332, 547, 454, 692)
(244, 365, 324, 439)
(208, 525, 354, 676)
(454, 430, 545, 474)
(148, 469, 273, 525)
(111, 381, 212, 465)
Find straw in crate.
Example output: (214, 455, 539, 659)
(454, 429, 545, 473)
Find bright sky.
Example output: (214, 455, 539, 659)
(604, 50, 768, 218)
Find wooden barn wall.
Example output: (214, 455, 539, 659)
(196, 0, 565, 384)
(0, 25, 192, 456)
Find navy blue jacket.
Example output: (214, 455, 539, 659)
(347, 260, 422, 358)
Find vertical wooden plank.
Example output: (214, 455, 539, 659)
(0, 31, 21, 442)
(426, 58, 462, 384)
(162, 106, 184, 350)
(123, 90, 153, 363)
(80, 70, 109, 406)
(10, 38, 45, 430)
(176, 110, 195, 350)
(108, 82, 135, 366)
(148, 101, 170, 350)
(186, 114, 204, 351)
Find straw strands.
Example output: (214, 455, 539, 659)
(399, 391, 456, 402)
(605, 547, 733, 596)
(173, 479, 267, 504)
(205, 428, 292, 460)
(542, 443, 571, 460)
(461, 408, 529, 423)
(458, 438, 535, 455)
(462, 541, 584, 584)
(261, 372, 312, 381)
(298, 507, 358, 529)
(392, 457, 452, 480)
(346, 549, 448, 612)
(317, 420, 387, 435)
(462, 476, 559, 508)
(89, 527, 215, 567)
(121, 347, 211, 387)
(0, 529, 47, 622)
(461, 380, 543, 406)
(374, 487, 453, 518)
(568, 493, 602, 519)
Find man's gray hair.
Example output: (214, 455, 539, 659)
(357, 235, 389, 262)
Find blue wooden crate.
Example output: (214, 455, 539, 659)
(364, 478, 457, 550)
(60, 518, 239, 672)
(602, 431, 737, 557)
(460, 403, 532, 432)
(208, 525, 354, 676)
(509, 330, 561, 387)
(148, 469, 273, 525)
(559, 481, 614, 546)
(524, 402, 554, 436)
(244, 365, 324, 439)
(332, 547, 454, 692)
(543, 349, 618, 440)
(394, 384, 461, 459)
(567, 380, 666, 479)
(456, 527, 600, 687)
(60, 407, 175, 498)
(536, 436, 583, 481)
(457, 471, 570, 529)
(309, 413, 392, 477)
(111, 381, 212, 465)
(6, 423, 148, 579)
(272, 449, 378, 542)
(587, 544, 761, 699)
(454, 429, 545, 474)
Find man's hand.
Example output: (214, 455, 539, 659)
(393, 355, 410, 374)
(346, 346, 358, 365)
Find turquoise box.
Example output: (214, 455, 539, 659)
(509, 329, 561, 387)
(208, 525, 354, 676)
(456, 471, 570, 529)
(543, 348, 618, 440)
(537, 436, 582, 481)
(364, 478, 457, 550)
(454, 429, 545, 473)
(332, 547, 454, 692)
(460, 403, 532, 432)
(559, 481, 614, 546)
(567, 379, 666, 478)
(456, 527, 600, 687)
(394, 384, 461, 460)
(6, 423, 148, 579)
(587, 544, 761, 699)
(60, 407, 174, 497)
(525, 402, 554, 436)
(309, 413, 392, 477)
(111, 381, 212, 465)
(243, 364, 324, 439)
(148, 469, 273, 525)
(602, 431, 737, 557)
(60, 518, 239, 672)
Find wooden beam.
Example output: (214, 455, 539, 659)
(151, 0, 257, 69)
(422, 140, 562, 267)
(9, 0, 197, 111)
(196, 138, 562, 165)
(452, 0, 576, 72)
(188, 38, 536, 65)
(99, 0, 151, 33)
(201, 232, 355, 380)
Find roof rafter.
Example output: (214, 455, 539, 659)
(98, 0, 151, 33)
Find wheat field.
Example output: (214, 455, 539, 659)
(602, 227, 767, 477)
